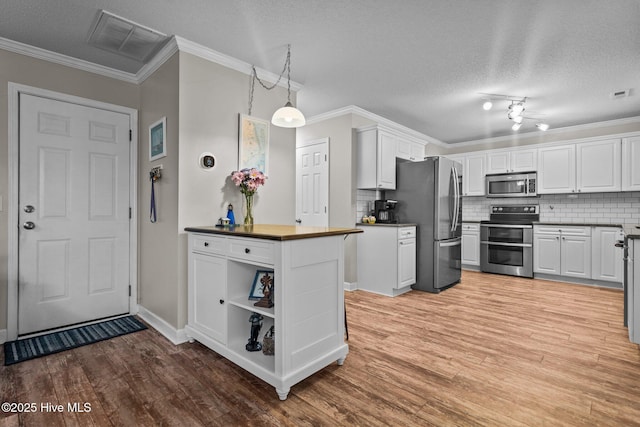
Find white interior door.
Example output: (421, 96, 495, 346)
(296, 138, 329, 227)
(18, 94, 131, 335)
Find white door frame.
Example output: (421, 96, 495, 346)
(7, 82, 139, 341)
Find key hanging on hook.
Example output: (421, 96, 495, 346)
(149, 165, 162, 223)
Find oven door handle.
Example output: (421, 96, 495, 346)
(480, 224, 533, 229)
(481, 241, 532, 248)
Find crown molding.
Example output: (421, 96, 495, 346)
(306, 105, 447, 147)
(173, 36, 302, 91)
(0, 36, 138, 83)
(135, 38, 180, 83)
(452, 115, 640, 148)
(0, 35, 303, 91)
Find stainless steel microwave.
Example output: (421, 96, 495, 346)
(486, 172, 537, 197)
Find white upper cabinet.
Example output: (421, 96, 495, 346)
(537, 144, 576, 194)
(576, 139, 621, 193)
(356, 127, 397, 190)
(396, 138, 424, 161)
(485, 149, 537, 174)
(538, 140, 621, 194)
(447, 153, 485, 196)
(622, 136, 640, 191)
(464, 154, 486, 196)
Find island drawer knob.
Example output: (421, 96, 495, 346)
(245, 248, 251, 254)
(204, 242, 209, 247)
(219, 299, 224, 304)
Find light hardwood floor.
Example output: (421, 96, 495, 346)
(2, 270, 639, 426)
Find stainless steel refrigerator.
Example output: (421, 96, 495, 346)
(388, 156, 462, 293)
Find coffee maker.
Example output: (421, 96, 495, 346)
(374, 199, 398, 223)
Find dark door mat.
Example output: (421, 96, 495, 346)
(3, 316, 147, 365)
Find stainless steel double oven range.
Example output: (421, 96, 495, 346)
(480, 205, 539, 278)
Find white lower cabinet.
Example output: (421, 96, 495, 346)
(592, 227, 624, 283)
(398, 230, 417, 287)
(534, 226, 591, 279)
(190, 252, 227, 344)
(357, 225, 416, 296)
(461, 223, 480, 266)
(186, 232, 348, 400)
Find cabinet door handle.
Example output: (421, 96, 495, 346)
(219, 299, 225, 304)
(245, 248, 251, 254)
(204, 242, 209, 247)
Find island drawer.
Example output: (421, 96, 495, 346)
(191, 234, 227, 255)
(228, 237, 275, 265)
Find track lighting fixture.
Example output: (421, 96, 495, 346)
(479, 93, 550, 132)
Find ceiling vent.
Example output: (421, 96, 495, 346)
(610, 88, 633, 99)
(88, 10, 169, 63)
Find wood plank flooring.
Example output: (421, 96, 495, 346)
(2, 270, 640, 426)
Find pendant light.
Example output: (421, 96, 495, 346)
(271, 45, 305, 128)
(248, 44, 305, 128)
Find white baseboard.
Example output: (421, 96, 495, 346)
(0, 329, 7, 344)
(136, 305, 189, 345)
(344, 281, 358, 292)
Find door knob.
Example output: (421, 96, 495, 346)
(23, 221, 36, 230)
(295, 219, 302, 224)
(24, 205, 35, 213)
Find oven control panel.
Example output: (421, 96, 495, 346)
(491, 205, 539, 214)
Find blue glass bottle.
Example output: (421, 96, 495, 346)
(226, 204, 235, 225)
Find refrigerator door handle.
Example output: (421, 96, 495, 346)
(440, 238, 462, 248)
(450, 166, 460, 233)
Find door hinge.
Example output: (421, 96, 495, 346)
(129, 129, 132, 141)
(129, 285, 132, 297)
(129, 207, 132, 219)
(325, 206, 327, 213)
(325, 154, 327, 161)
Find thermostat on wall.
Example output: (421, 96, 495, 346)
(199, 152, 216, 169)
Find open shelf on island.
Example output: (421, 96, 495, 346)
(228, 297, 274, 318)
(227, 305, 275, 372)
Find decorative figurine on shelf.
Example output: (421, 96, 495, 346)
(254, 271, 274, 308)
(246, 312, 264, 352)
(262, 325, 275, 356)
(226, 204, 235, 225)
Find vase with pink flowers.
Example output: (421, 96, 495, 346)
(230, 168, 267, 225)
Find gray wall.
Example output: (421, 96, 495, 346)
(138, 53, 181, 328)
(0, 48, 140, 331)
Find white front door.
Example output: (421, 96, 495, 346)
(18, 94, 131, 335)
(295, 138, 329, 227)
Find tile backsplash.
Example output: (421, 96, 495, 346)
(356, 190, 381, 220)
(463, 192, 640, 224)
(357, 190, 640, 225)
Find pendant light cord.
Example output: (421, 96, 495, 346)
(248, 44, 291, 116)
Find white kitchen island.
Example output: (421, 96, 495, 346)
(184, 224, 362, 400)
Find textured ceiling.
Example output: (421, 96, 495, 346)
(1, 0, 639, 144)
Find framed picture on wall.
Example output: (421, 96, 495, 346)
(149, 117, 167, 161)
(238, 114, 269, 175)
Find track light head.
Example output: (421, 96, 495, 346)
(536, 123, 549, 131)
(482, 101, 493, 110)
(512, 122, 522, 131)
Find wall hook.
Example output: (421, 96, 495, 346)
(150, 165, 163, 181)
